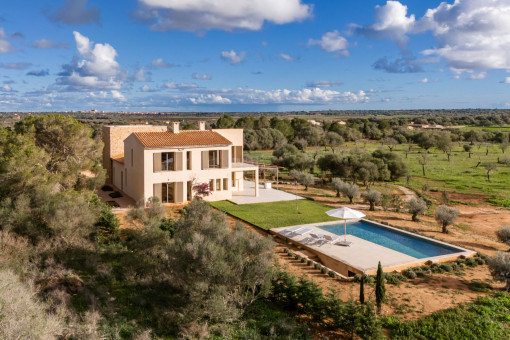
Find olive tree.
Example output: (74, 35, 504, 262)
(496, 226, 510, 251)
(331, 178, 344, 197)
(362, 189, 381, 211)
(339, 182, 360, 203)
(488, 252, 510, 292)
(407, 198, 427, 221)
(168, 200, 274, 325)
(434, 205, 459, 233)
(289, 170, 315, 191)
(485, 163, 498, 182)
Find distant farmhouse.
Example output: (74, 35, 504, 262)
(102, 122, 258, 205)
(407, 122, 444, 130)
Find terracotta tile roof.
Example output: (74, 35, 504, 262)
(133, 130, 232, 148)
(111, 154, 124, 164)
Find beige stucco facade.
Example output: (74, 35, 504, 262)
(103, 123, 258, 206)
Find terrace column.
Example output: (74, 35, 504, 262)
(254, 169, 259, 197)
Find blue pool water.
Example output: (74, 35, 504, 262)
(320, 220, 461, 259)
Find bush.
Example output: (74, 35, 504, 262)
(496, 226, 510, 249)
(407, 198, 427, 221)
(283, 248, 290, 254)
(320, 267, 328, 274)
(435, 205, 459, 233)
(385, 273, 406, 285)
(465, 258, 478, 267)
(403, 269, 417, 279)
(353, 274, 363, 282)
(300, 258, 306, 263)
(307, 260, 313, 266)
(362, 189, 381, 211)
(488, 252, 510, 291)
(314, 263, 321, 270)
(328, 271, 335, 278)
(440, 264, 454, 272)
(476, 257, 485, 265)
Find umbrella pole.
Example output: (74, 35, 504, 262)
(344, 219, 347, 242)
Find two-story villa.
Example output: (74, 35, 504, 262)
(102, 122, 259, 205)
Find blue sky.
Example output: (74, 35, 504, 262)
(1, 0, 509, 112)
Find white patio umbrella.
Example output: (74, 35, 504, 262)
(326, 207, 365, 246)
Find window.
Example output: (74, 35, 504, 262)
(209, 179, 214, 191)
(209, 150, 219, 168)
(232, 172, 235, 187)
(187, 151, 192, 170)
(223, 178, 228, 190)
(130, 149, 133, 167)
(161, 182, 175, 203)
(161, 152, 175, 171)
(216, 178, 221, 191)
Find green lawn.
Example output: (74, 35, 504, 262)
(249, 141, 510, 202)
(211, 199, 338, 230)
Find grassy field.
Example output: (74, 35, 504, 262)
(211, 199, 337, 229)
(247, 141, 510, 201)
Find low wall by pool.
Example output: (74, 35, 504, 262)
(271, 219, 475, 276)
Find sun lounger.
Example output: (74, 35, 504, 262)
(280, 226, 303, 236)
(318, 234, 341, 246)
(288, 227, 312, 237)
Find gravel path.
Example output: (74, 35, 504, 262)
(395, 185, 418, 202)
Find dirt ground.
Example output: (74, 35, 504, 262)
(222, 183, 508, 320)
(112, 183, 508, 322)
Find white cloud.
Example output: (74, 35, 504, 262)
(418, 77, 429, 83)
(189, 87, 369, 105)
(1, 84, 12, 92)
(32, 38, 68, 49)
(151, 58, 174, 68)
(135, 0, 311, 32)
(467, 72, 487, 80)
(305, 80, 342, 88)
(111, 90, 126, 101)
(355, 1, 416, 50)
(0, 28, 15, 53)
(221, 50, 246, 65)
(502, 77, 510, 84)
(132, 67, 151, 82)
(192, 73, 211, 80)
(163, 81, 198, 90)
(276, 53, 294, 62)
(56, 31, 123, 91)
(420, 0, 510, 72)
(359, 1, 510, 73)
(188, 94, 232, 104)
(308, 30, 349, 56)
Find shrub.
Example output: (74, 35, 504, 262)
(314, 263, 321, 270)
(353, 274, 363, 282)
(307, 260, 313, 266)
(440, 264, 453, 272)
(321, 267, 328, 274)
(283, 248, 290, 253)
(420, 265, 431, 272)
(339, 182, 360, 203)
(496, 226, 510, 249)
(294, 254, 301, 260)
(465, 258, 478, 267)
(287, 252, 294, 257)
(365, 276, 376, 285)
(488, 252, 510, 291)
(435, 205, 459, 233)
(362, 189, 381, 211)
(328, 271, 335, 278)
(403, 269, 417, 279)
(385, 273, 406, 285)
(300, 257, 306, 263)
(476, 258, 485, 265)
(407, 198, 427, 221)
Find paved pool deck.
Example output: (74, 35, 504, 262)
(271, 220, 475, 276)
(230, 180, 305, 205)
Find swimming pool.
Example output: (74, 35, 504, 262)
(319, 220, 462, 259)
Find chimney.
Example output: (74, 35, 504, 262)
(172, 121, 180, 134)
(198, 121, 206, 131)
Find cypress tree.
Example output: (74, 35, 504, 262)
(359, 275, 365, 304)
(375, 261, 385, 314)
